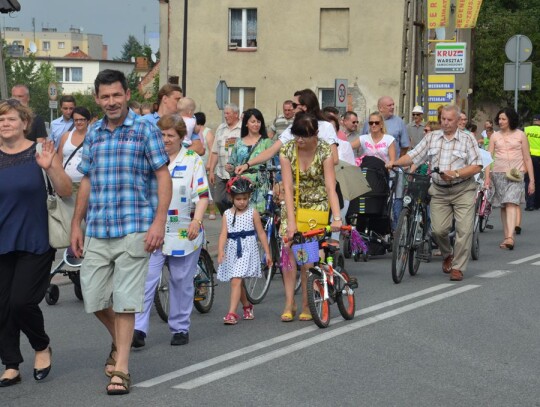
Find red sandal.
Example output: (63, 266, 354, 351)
(223, 312, 240, 325)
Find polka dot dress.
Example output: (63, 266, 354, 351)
(217, 207, 262, 282)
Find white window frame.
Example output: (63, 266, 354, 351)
(228, 87, 255, 113)
(56, 67, 83, 83)
(43, 41, 51, 51)
(229, 8, 257, 49)
(318, 88, 335, 109)
(58, 42, 65, 49)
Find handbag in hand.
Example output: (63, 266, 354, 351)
(43, 171, 72, 249)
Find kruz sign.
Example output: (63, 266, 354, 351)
(434, 43, 467, 74)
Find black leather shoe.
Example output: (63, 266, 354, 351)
(171, 332, 189, 346)
(0, 373, 21, 387)
(525, 207, 534, 211)
(132, 329, 146, 348)
(33, 347, 52, 381)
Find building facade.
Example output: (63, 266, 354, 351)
(3, 26, 107, 60)
(158, 0, 407, 129)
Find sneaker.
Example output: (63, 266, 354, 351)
(131, 329, 146, 348)
(170, 332, 189, 346)
(243, 304, 254, 320)
(449, 269, 463, 281)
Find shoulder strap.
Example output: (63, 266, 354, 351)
(63, 142, 83, 169)
(295, 144, 299, 208)
(42, 169, 54, 196)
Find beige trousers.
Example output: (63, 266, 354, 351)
(429, 178, 477, 272)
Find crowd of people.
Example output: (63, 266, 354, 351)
(1, 68, 540, 395)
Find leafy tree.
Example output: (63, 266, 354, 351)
(5, 54, 57, 119)
(118, 35, 144, 62)
(472, 0, 540, 123)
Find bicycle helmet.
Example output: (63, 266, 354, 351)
(226, 176, 254, 195)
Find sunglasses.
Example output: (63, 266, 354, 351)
(292, 102, 303, 109)
(368, 121, 380, 126)
(352, 120, 359, 124)
(412, 113, 422, 116)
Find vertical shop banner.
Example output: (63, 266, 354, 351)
(427, 75, 455, 122)
(455, 0, 483, 28)
(428, 0, 450, 28)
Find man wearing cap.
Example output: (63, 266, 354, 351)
(407, 105, 425, 148)
(524, 115, 540, 210)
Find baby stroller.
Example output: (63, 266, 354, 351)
(45, 248, 83, 305)
(345, 156, 393, 260)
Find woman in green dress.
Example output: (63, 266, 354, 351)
(227, 108, 273, 213)
(279, 112, 342, 322)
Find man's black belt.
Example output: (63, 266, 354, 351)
(433, 178, 471, 188)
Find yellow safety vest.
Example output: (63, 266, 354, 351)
(525, 125, 540, 157)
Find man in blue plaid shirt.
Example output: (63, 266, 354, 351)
(71, 69, 172, 395)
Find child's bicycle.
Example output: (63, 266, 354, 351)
(286, 225, 358, 329)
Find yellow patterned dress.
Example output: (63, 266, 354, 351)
(279, 140, 331, 236)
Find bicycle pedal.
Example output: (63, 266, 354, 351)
(347, 278, 358, 290)
(485, 225, 493, 229)
(194, 296, 205, 301)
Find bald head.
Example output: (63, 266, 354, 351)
(377, 96, 395, 119)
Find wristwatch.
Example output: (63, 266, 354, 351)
(334, 217, 342, 221)
(192, 218, 203, 226)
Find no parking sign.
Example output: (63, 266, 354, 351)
(335, 79, 348, 108)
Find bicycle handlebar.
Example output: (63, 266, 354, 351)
(282, 225, 352, 243)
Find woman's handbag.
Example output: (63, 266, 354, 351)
(294, 146, 329, 232)
(43, 172, 72, 249)
(505, 167, 523, 182)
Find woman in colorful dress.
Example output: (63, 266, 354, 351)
(279, 112, 342, 322)
(227, 108, 273, 213)
(133, 114, 209, 348)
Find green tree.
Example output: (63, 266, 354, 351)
(118, 35, 144, 61)
(6, 54, 57, 119)
(472, 0, 540, 123)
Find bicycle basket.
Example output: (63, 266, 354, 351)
(292, 239, 319, 265)
(406, 173, 431, 201)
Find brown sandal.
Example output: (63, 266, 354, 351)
(104, 343, 116, 378)
(500, 237, 514, 250)
(106, 370, 131, 395)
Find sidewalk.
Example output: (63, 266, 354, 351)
(51, 213, 222, 287)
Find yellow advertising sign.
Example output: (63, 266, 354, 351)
(428, 75, 455, 122)
(455, 0, 483, 28)
(428, 0, 450, 29)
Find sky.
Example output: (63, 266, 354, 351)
(0, 0, 160, 59)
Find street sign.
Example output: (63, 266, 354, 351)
(505, 35, 532, 63)
(215, 80, 228, 110)
(434, 43, 467, 73)
(48, 83, 58, 101)
(48, 100, 58, 109)
(427, 75, 455, 121)
(504, 62, 532, 91)
(334, 79, 348, 108)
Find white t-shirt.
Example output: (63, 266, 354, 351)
(358, 133, 395, 163)
(279, 120, 338, 146)
(337, 139, 356, 165)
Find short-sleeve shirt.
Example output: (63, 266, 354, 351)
(358, 133, 395, 163)
(162, 147, 209, 257)
(408, 129, 482, 185)
(363, 115, 409, 156)
(27, 114, 47, 142)
(78, 109, 169, 238)
(279, 120, 338, 146)
(50, 116, 74, 148)
(270, 114, 294, 137)
(407, 122, 425, 148)
(211, 121, 241, 179)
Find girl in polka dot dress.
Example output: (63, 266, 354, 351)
(217, 177, 272, 325)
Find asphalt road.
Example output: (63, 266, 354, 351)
(4, 208, 540, 407)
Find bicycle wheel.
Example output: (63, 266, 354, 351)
(471, 222, 480, 261)
(244, 232, 276, 304)
(409, 205, 426, 276)
(478, 194, 487, 232)
(392, 209, 410, 284)
(154, 264, 170, 323)
(307, 271, 330, 328)
(343, 234, 351, 258)
(294, 266, 302, 293)
(336, 270, 356, 321)
(193, 249, 215, 313)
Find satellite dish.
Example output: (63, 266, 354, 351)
(151, 53, 157, 63)
(29, 42, 37, 53)
(131, 56, 135, 63)
(80, 26, 84, 32)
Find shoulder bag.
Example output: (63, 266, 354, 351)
(294, 145, 329, 232)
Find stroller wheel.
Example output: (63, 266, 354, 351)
(362, 252, 369, 262)
(45, 284, 60, 305)
(74, 283, 83, 301)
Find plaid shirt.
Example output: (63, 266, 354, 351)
(78, 109, 169, 238)
(408, 129, 482, 185)
(211, 120, 241, 179)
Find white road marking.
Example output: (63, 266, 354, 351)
(477, 270, 516, 278)
(508, 254, 540, 264)
(173, 285, 480, 390)
(135, 283, 454, 388)
(531, 261, 540, 266)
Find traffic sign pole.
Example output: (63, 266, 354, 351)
(514, 35, 520, 112)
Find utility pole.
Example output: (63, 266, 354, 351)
(0, 27, 8, 99)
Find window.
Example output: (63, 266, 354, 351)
(56, 67, 83, 82)
(320, 8, 349, 49)
(58, 42, 65, 49)
(229, 9, 257, 48)
(318, 89, 335, 109)
(229, 88, 255, 112)
(43, 41, 51, 51)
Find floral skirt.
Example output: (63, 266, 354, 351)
(491, 172, 525, 207)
